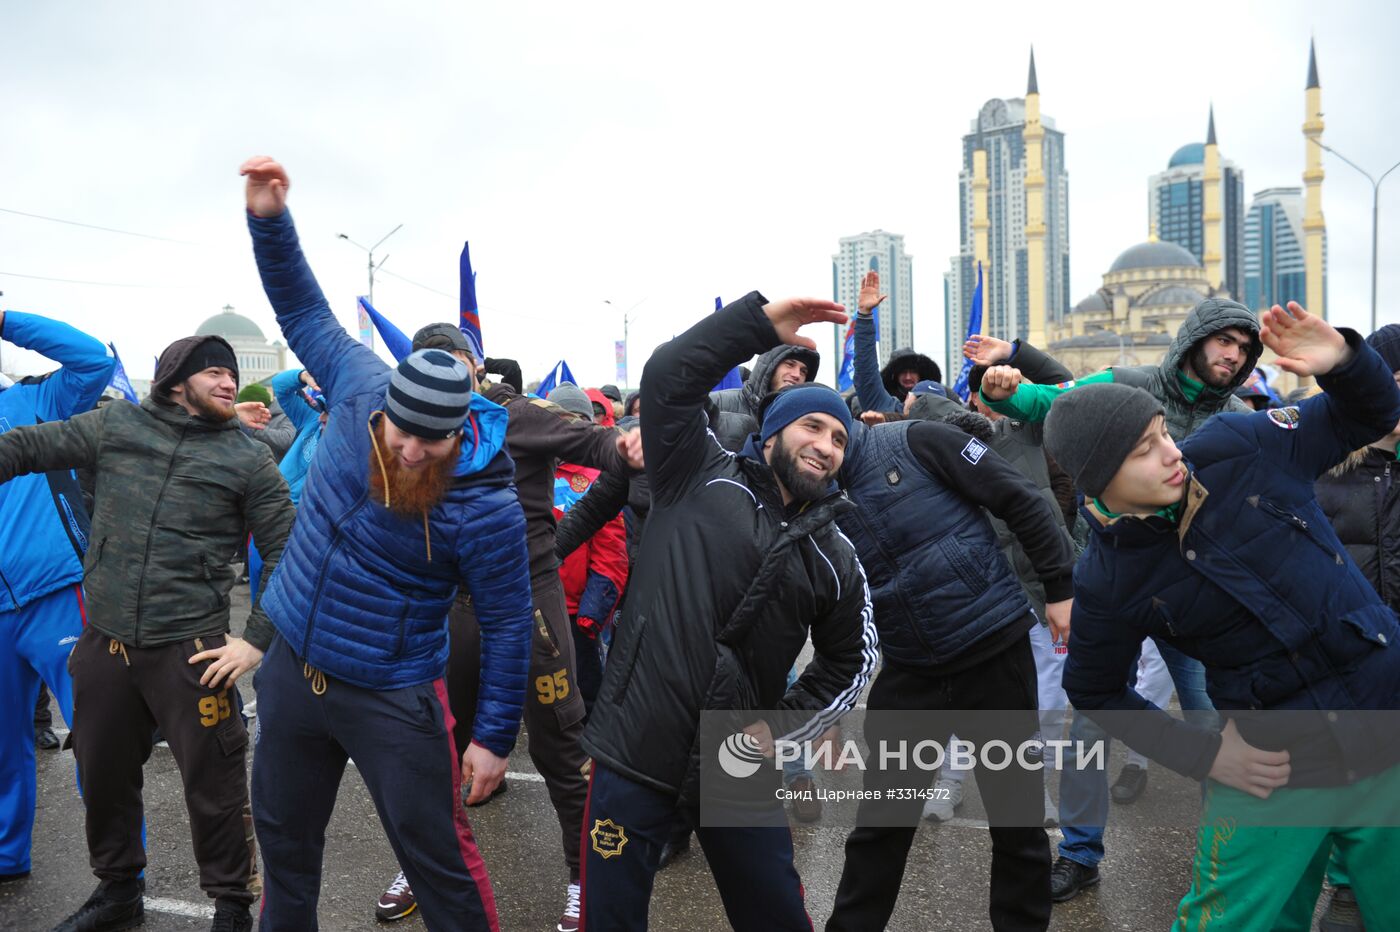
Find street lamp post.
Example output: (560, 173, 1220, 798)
(337, 224, 403, 305)
(604, 297, 648, 388)
(1309, 139, 1400, 334)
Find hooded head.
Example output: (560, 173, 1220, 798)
(881, 348, 942, 402)
(152, 335, 240, 420)
(1162, 298, 1261, 397)
(585, 387, 616, 427)
(1367, 324, 1400, 374)
(740, 345, 821, 415)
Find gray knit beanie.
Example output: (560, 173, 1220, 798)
(548, 382, 594, 420)
(1044, 383, 1166, 499)
(386, 349, 474, 440)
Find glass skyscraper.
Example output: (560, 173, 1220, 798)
(1243, 187, 1326, 311)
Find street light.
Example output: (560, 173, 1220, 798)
(603, 297, 648, 388)
(1309, 138, 1400, 334)
(337, 224, 403, 305)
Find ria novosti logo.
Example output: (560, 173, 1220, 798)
(717, 732, 766, 778)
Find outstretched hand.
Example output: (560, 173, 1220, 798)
(240, 156, 290, 218)
(235, 401, 271, 431)
(1259, 301, 1351, 377)
(762, 298, 847, 350)
(963, 334, 1015, 367)
(858, 271, 888, 315)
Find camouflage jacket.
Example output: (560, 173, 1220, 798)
(0, 396, 294, 649)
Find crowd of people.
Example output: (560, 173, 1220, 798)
(0, 154, 1397, 932)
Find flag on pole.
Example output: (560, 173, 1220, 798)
(459, 242, 485, 361)
(615, 341, 627, 386)
(359, 297, 412, 363)
(107, 343, 138, 403)
(712, 296, 744, 391)
(537, 359, 576, 397)
(952, 261, 984, 401)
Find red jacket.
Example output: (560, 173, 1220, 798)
(554, 461, 628, 631)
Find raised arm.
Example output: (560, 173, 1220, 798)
(642, 292, 846, 505)
(0, 311, 115, 420)
(852, 270, 899, 413)
(1219, 303, 1400, 479)
(242, 156, 387, 403)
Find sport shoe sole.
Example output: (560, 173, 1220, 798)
(375, 901, 418, 922)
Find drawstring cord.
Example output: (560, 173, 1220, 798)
(368, 414, 391, 508)
(304, 663, 327, 696)
(108, 639, 129, 666)
(369, 411, 434, 561)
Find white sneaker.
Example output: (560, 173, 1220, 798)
(922, 777, 964, 822)
(558, 881, 581, 932)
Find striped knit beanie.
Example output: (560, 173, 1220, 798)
(386, 349, 473, 440)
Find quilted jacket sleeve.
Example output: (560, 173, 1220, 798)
(271, 368, 318, 433)
(456, 480, 534, 758)
(852, 312, 899, 414)
(1201, 329, 1400, 483)
(248, 210, 388, 404)
(240, 448, 296, 651)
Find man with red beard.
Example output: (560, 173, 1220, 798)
(240, 155, 534, 932)
(0, 334, 295, 932)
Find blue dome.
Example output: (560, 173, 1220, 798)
(1168, 143, 1205, 168)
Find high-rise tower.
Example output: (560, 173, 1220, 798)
(943, 48, 1069, 379)
(1303, 39, 1326, 317)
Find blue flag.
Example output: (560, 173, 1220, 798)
(459, 243, 484, 361)
(952, 262, 984, 401)
(537, 359, 576, 397)
(712, 296, 744, 391)
(107, 343, 138, 403)
(359, 296, 413, 363)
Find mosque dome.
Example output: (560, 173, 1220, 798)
(195, 310, 266, 341)
(1168, 142, 1205, 168)
(1108, 241, 1201, 274)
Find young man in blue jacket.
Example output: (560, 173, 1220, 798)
(0, 311, 113, 884)
(241, 156, 535, 932)
(982, 302, 1400, 930)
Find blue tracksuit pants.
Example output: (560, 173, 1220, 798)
(0, 584, 84, 874)
(580, 763, 812, 931)
(251, 635, 499, 932)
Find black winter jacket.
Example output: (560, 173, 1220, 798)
(582, 294, 878, 800)
(1317, 446, 1400, 611)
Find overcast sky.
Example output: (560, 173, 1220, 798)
(3, 1, 1397, 388)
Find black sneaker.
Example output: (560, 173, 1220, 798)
(210, 900, 252, 932)
(1110, 764, 1148, 804)
(1319, 886, 1366, 932)
(1050, 856, 1100, 903)
(36, 727, 61, 751)
(657, 831, 691, 869)
(52, 881, 145, 931)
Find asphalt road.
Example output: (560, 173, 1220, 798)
(4, 582, 1336, 931)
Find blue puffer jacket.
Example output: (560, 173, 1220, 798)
(249, 210, 533, 758)
(0, 312, 114, 612)
(269, 367, 322, 506)
(836, 419, 1034, 667)
(1064, 330, 1400, 786)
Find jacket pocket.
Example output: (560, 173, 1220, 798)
(197, 555, 229, 610)
(1249, 496, 1344, 565)
(1326, 606, 1397, 671)
(937, 536, 991, 598)
(610, 612, 648, 702)
(85, 536, 108, 573)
